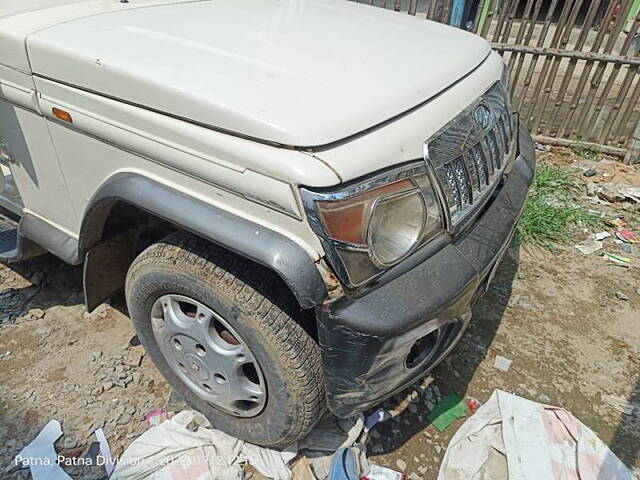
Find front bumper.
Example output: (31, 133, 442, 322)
(317, 124, 536, 418)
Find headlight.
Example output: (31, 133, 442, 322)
(368, 189, 425, 266)
(301, 162, 443, 287)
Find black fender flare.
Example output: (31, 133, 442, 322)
(79, 173, 328, 309)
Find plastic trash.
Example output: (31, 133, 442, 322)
(298, 413, 365, 479)
(426, 394, 468, 432)
(113, 409, 366, 480)
(438, 390, 633, 480)
(362, 465, 407, 480)
(112, 410, 295, 480)
(608, 218, 627, 229)
(145, 409, 173, 426)
(616, 240, 633, 254)
(94, 428, 114, 476)
(329, 447, 361, 480)
(615, 228, 638, 244)
(467, 397, 482, 413)
(364, 409, 385, 433)
(494, 355, 513, 372)
(619, 186, 640, 203)
(594, 231, 611, 240)
(13, 420, 72, 480)
(291, 457, 316, 480)
(575, 237, 603, 255)
(603, 252, 632, 267)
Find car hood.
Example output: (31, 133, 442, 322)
(26, 0, 491, 147)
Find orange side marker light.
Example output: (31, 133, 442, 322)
(52, 107, 73, 123)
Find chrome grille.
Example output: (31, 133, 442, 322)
(425, 82, 514, 229)
(487, 130, 501, 169)
(470, 144, 488, 187)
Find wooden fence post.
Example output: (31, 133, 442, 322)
(624, 116, 640, 164)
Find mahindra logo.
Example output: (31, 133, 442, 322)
(474, 105, 492, 131)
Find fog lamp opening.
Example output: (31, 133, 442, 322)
(406, 329, 440, 369)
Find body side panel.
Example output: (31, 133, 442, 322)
(20, 210, 79, 261)
(35, 78, 340, 195)
(0, 65, 41, 112)
(0, 65, 77, 229)
(42, 119, 327, 260)
(0, 64, 331, 306)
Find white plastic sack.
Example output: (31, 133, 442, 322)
(438, 390, 633, 480)
(111, 410, 296, 480)
(110, 410, 365, 480)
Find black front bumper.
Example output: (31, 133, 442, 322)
(317, 124, 536, 418)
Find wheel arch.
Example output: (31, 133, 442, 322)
(79, 172, 328, 311)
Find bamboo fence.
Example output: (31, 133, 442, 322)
(351, 0, 640, 163)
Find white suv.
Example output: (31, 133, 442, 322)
(0, 0, 535, 446)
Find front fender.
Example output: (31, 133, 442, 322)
(80, 173, 328, 309)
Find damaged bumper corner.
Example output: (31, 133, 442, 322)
(317, 124, 536, 418)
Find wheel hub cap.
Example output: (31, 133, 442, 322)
(151, 294, 266, 417)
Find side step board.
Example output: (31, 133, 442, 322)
(0, 213, 43, 263)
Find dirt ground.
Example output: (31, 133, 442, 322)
(0, 147, 639, 479)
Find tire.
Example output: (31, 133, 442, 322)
(125, 231, 325, 447)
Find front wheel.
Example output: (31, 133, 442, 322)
(125, 231, 325, 447)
